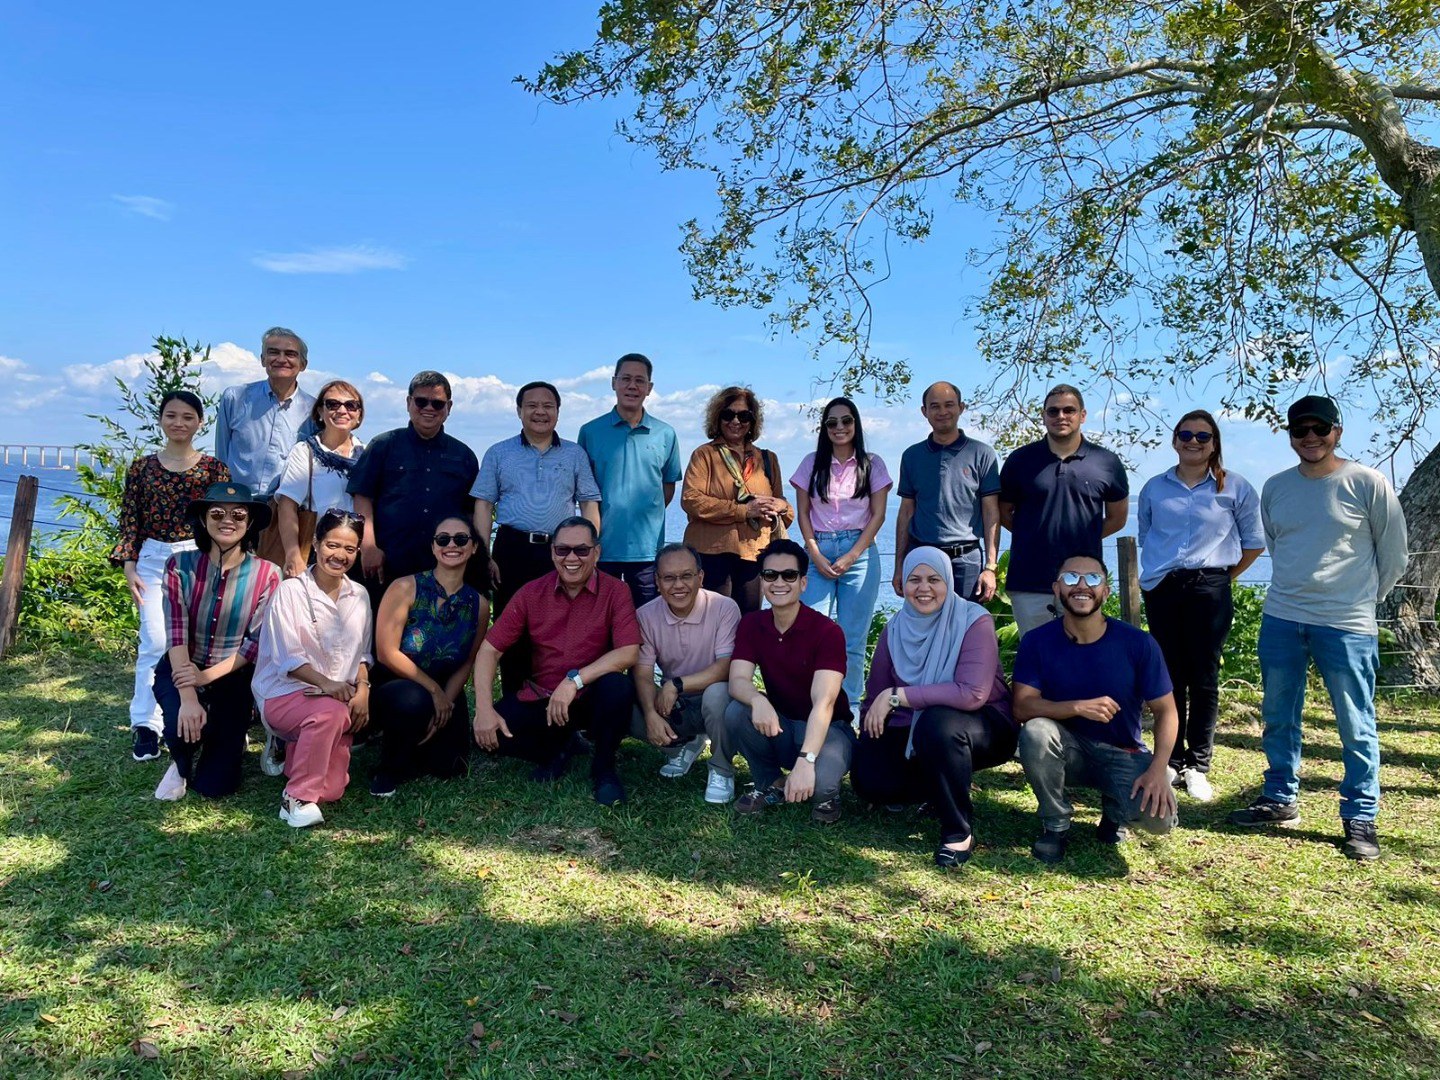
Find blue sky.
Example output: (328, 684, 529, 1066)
(0, 1, 1403, 490)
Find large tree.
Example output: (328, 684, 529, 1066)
(529, 0, 1440, 686)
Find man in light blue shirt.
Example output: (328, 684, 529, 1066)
(578, 353, 682, 609)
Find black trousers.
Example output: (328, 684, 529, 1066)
(368, 670, 472, 783)
(698, 552, 762, 614)
(153, 655, 255, 798)
(1143, 568, 1232, 774)
(850, 706, 1017, 844)
(492, 526, 559, 695)
(491, 671, 633, 778)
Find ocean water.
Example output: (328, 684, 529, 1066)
(0, 461, 95, 556)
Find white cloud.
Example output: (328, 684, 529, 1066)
(112, 194, 173, 221)
(553, 366, 612, 389)
(251, 245, 410, 274)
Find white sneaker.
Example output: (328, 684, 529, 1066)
(704, 766, 735, 804)
(279, 793, 324, 828)
(153, 762, 187, 801)
(260, 732, 287, 777)
(659, 734, 708, 778)
(1165, 765, 1178, 786)
(1182, 768, 1215, 802)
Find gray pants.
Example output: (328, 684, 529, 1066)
(1017, 717, 1177, 835)
(631, 682, 736, 777)
(1010, 591, 1059, 637)
(725, 699, 854, 802)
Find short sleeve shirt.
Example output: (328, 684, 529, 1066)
(789, 452, 892, 533)
(636, 589, 741, 680)
(732, 605, 850, 721)
(1011, 618, 1171, 750)
(472, 433, 601, 535)
(897, 434, 1000, 546)
(999, 437, 1129, 593)
(577, 408, 683, 560)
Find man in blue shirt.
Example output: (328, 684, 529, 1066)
(578, 353, 682, 609)
(1013, 554, 1179, 865)
(999, 384, 1129, 637)
(214, 326, 317, 564)
(893, 381, 1002, 602)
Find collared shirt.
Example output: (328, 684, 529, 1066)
(252, 571, 373, 701)
(577, 407, 682, 560)
(789, 452, 893, 533)
(472, 432, 601, 535)
(897, 433, 999, 546)
(636, 588, 741, 680)
(347, 424, 480, 579)
(111, 454, 230, 564)
(999, 436, 1129, 593)
(163, 550, 281, 668)
(1137, 468, 1264, 590)
(214, 380, 318, 496)
(732, 605, 850, 720)
(486, 569, 641, 700)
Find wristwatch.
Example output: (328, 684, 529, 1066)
(888, 692, 901, 709)
(671, 677, 685, 695)
(984, 562, 999, 572)
(566, 669, 584, 691)
(802, 751, 818, 764)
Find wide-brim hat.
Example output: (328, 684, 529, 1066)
(188, 481, 273, 532)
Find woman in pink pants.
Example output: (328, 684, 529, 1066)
(253, 509, 374, 827)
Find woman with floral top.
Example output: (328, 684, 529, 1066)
(110, 390, 230, 764)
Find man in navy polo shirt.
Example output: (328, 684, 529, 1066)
(1013, 555, 1179, 865)
(893, 381, 1002, 602)
(999, 384, 1129, 636)
(578, 353, 683, 609)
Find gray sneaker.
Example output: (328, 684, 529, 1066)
(659, 734, 708, 778)
(1340, 819, 1380, 861)
(1228, 797, 1300, 828)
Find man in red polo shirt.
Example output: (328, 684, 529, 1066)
(471, 516, 641, 805)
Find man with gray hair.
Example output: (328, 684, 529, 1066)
(214, 326, 318, 563)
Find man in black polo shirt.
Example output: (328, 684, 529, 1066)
(893, 381, 1002, 602)
(998, 384, 1129, 636)
(348, 371, 481, 609)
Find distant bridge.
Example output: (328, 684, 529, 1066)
(0, 445, 97, 468)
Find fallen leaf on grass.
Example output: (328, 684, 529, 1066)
(130, 1040, 160, 1060)
(488, 1039, 503, 1051)
(803, 961, 816, 975)
(1302, 1050, 1322, 1062)
(975, 1041, 992, 1054)
(330, 1006, 349, 1021)
(39, 1014, 59, 1024)
(476, 867, 492, 878)
(1358, 1010, 1387, 1026)
(471, 1022, 486, 1039)
(95, 880, 112, 893)
(398, 943, 413, 956)
(311, 1050, 328, 1065)
(547, 1010, 579, 1024)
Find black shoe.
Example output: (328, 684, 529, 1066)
(370, 771, 398, 798)
(1340, 819, 1380, 861)
(1228, 797, 1300, 828)
(132, 728, 161, 762)
(530, 750, 573, 783)
(1096, 817, 1129, 844)
(1031, 828, 1069, 864)
(810, 797, 842, 825)
(934, 843, 973, 869)
(593, 772, 626, 806)
(734, 783, 786, 815)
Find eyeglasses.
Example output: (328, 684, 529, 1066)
(1059, 571, 1106, 587)
(719, 409, 754, 424)
(206, 508, 250, 523)
(1045, 405, 1080, 418)
(433, 533, 472, 548)
(1288, 421, 1333, 438)
(658, 571, 699, 586)
(323, 398, 361, 412)
(824, 415, 855, 429)
(1176, 430, 1213, 444)
(264, 347, 302, 359)
(759, 568, 801, 582)
(411, 395, 450, 411)
(553, 543, 595, 558)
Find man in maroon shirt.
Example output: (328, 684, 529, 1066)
(471, 517, 641, 805)
(726, 538, 854, 823)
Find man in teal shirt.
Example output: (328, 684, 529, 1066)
(578, 353, 683, 608)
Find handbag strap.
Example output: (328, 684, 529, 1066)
(303, 443, 315, 512)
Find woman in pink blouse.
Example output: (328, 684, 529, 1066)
(852, 547, 1016, 869)
(110, 390, 229, 765)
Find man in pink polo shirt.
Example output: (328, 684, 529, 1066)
(632, 543, 742, 804)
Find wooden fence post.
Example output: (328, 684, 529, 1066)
(0, 474, 39, 660)
(1116, 535, 1142, 627)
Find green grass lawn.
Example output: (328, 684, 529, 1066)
(2, 647, 1438, 1079)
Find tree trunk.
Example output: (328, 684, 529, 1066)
(1378, 439, 1440, 690)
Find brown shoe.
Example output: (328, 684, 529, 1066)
(810, 797, 842, 825)
(735, 782, 785, 815)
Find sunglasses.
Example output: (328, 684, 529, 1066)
(411, 395, 450, 411)
(320, 508, 366, 528)
(206, 508, 250, 523)
(553, 543, 595, 558)
(433, 533, 472, 548)
(1176, 430, 1213, 444)
(824, 415, 855, 429)
(719, 409, 754, 424)
(323, 398, 361, 412)
(1059, 571, 1106, 587)
(759, 568, 802, 582)
(1045, 405, 1080, 418)
(1288, 421, 1333, 439)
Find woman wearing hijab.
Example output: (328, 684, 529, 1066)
(852, 547, 1016, 868)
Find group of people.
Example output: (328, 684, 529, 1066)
(110, 326, 1409, 864)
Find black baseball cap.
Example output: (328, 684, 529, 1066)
(1286, 395, 1341, 427)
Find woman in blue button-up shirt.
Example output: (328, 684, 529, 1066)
(1137, 409, 1264, 803)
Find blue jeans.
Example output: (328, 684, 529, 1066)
(1258, 614, 1381, 821)
(801, 530, 880, 708)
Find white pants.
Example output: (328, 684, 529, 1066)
(129, 537, 196, 731)
(1010, 591, 1060, 638)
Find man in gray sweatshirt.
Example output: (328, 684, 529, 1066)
(1228, 395, 1408, 860)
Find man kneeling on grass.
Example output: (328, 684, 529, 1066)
(726, 538, 853, 824)
(1013, 555, 1179, 864)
